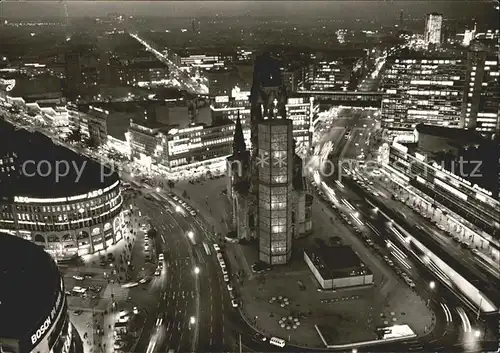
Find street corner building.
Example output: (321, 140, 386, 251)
(0, 119, 126, 262)
(226, 52, 313, 265)
(0, 233, 83, 353)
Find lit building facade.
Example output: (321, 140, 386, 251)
(381, 55, 466, 130)
(257, 119, 294, 264)
(0, 119, 126, 261)
(285, 97, 315, 154)
(163, 123, 234, 169)
(305, 61, 352, 91)
(460, 41, 500, 134)
(80, 106, 109, 146)
(383, 125, 500, 262)
(25, 103, 69, 127)
(0, 180, 125, 261)
(67, 104, 109, 146)
(424, 13, 443, 47)
(180, 54, 225, 70)
(211, 90, 316, 154)
(211, 92, 252, 148)
(127, 118, 234, 172)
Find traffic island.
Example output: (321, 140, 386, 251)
(232, 234, 434, 349)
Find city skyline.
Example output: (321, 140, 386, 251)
(1, 0, 498, 22)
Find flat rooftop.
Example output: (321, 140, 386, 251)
(0, 233, 63, 341)
(0, 119, 118, 199)
(415, 124, 483, 144)
(305, 245, 370, 279)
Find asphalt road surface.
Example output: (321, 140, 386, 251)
(133, 190, 232, 353)
(134, 196, 195, 353)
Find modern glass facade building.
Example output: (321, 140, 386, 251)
(127, 119, 235, 171)
(211, 94, 315, 153)
(381, 55, 466, 129)
(460, 42, 500, 134)
(305, 61, 353, 91)
(257, 119, 294, 265)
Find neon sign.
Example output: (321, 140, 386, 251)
(30, 290, 64, 347)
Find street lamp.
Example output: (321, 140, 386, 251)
(190, 316, 196, 325)
(474, 330, 481, 338)
(175, 205, 182, 213)
(427, 281, 436, 307)
(187, 230, 194, 239)
(155, 187, 160, 193)
(194, 266, 200, 275)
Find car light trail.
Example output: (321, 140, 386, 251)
(456, 307, 472, 333)
(440, 303, 453, 323)
(351, 213, 363, 226)
(341, 199, 355, 210)
(387, 241, 411, 270)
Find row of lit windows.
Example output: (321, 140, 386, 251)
(391, 154, 499, 218)
(412, 181, 496, 235)
(12, 190, 119, 214)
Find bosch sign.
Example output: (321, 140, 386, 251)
(30, 288, 64, 347)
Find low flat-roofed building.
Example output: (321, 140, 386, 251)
(126, 113, 234, 172)
(304, 244, 373, 290)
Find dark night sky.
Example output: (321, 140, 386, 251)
(0, 1, 498, 21)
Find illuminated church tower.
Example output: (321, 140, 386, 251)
(227, 53, 313, 265)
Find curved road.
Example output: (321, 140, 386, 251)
(130, 189, 233, 353)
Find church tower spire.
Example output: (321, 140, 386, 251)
(232, 110, 246, 156)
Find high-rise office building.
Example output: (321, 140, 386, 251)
(211, 92, 316, 154)
(460, 41, 500, 134)
(227, 53, 313, 265)
(424, 13, 443, 47)
(381, 53, 466, 130)
(305, 60, 353, 91)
